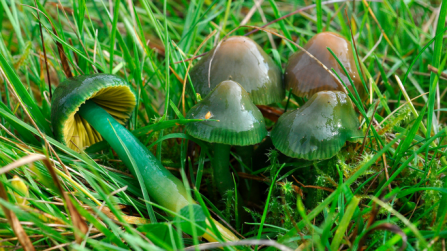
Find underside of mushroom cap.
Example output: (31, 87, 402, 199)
(271, 91, 363, 160)
(285, 32, 365, 99)
(189, 36, 283, 105)
(186, 80, 267, 146)
(51, 74, 136, 150)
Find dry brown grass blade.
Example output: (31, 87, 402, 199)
(181, 29, 217, 116)
(21, 4, 72, 78)
(0, 183, 36, 251)
(40, 156, 88, 243)
(183, 239, 293, 251)
(428, 64, 447, 79)
(0, 155, 46, 175)
(359, 100, 379, 154)
(345, 8, 368, 105)
(361, 0, 394, 51)
(34, 0, 52, 99)
(256, 105, 284, 122)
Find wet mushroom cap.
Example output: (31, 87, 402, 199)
(189, 36, 283, 105)
(186, 80, 267, 145)
(51, 74, 136, 150)
(285, 32, 364, 98)
(271, 91, 363, 160)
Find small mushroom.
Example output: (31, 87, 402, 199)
(285, 32, 365, 98)
(51, 74, 238, 242)
(189, 36, 283, 105)
(186, 80, 267, 195)
(271, 91, 363, 160)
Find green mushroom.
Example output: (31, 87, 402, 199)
(271, 91, 363, 160)
(189, 36, 283, 105)
(186, 80, 267, 195)
(51, 74, 239, 242)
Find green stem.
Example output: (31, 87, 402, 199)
(78, 100, 189, 213)
(235, 145, 253, 170)
(212, 143, 233, 196)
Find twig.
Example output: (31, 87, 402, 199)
(428, 64, 447, 79)
(181, 30, 217, 116)
(35, 0, 52, 99)
(382, 153, 392, 192)
(184, 239, 293, 251)
(378, 92, 429, 127)
(363, 33, 383, 62)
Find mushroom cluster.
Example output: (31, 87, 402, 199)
(49, 31, 365, 243)
(272, 32, 364, 160)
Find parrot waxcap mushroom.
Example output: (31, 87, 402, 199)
(285, 32, 365, 99)
(189, 36, 283, 105)
(271, 91, 363, 160)
(186, 80, 267, 195)
(51, 74, 136, 150)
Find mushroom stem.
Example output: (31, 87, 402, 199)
(78, 100, 190, 212)
(234, 145, 253, 169)
(212, 144, 233, 196)
(78, 101, 239, 242)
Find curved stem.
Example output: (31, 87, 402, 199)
(79, 100, 190, 213)
(212, 144, 233, 196)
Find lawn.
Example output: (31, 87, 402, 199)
(0, 0, 446, 250)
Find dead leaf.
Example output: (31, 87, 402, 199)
(0, 182, 35, 251)
(256, 105, 283, 122)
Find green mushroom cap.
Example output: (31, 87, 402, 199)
(271, 91, 363, 160)
(186, 80, 267, 146)
(189, 36, 283, 105)
(51, 74, 136, 150)
(285, 32, 365, 99)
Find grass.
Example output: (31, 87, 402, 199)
(0, 0, 446, 250)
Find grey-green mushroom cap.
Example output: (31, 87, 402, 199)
(285, 32, 365, 99)
(271, 91, 363, 160)
(189, 36, 283, 105)
(186, 80, 267, 146)
(51, 74, 136, 150)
